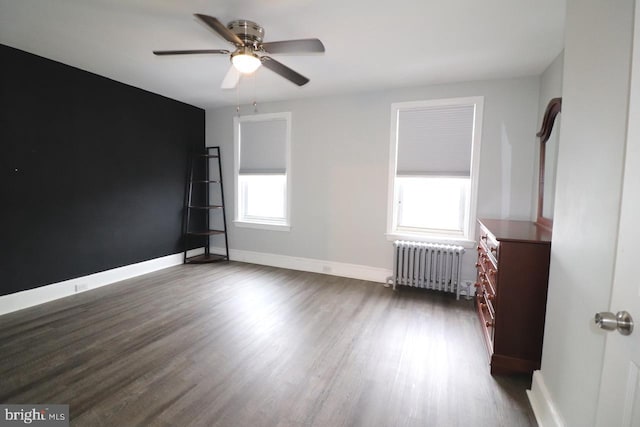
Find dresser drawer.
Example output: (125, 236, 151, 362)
(476, 291, 495, 350)
(476, 247, 497, 295)
(479, 229, 499, 265)
(478, 285, 495, 315)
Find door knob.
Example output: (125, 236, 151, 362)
(594, 311, 634, 335)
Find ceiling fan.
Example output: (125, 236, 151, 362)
(153, 14, 325, 88)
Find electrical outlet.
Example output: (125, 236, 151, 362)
(75, 284, 89, 293)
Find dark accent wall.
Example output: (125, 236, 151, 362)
(0, 44, 205, 296)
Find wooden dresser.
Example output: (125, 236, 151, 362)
(475, 218, 552, 375)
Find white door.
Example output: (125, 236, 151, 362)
(595, 2, 640, 425)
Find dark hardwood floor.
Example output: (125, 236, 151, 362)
(0, 262, 537, 426)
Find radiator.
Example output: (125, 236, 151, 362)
(388, 240, 466, 299)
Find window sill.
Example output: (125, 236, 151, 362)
(234, 220, 291, 232)
(385, 232, 476, 248)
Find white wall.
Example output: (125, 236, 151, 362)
(533, 0, 634, 425)
(538, 52, 565, 122)
(206, 77, 540, 281)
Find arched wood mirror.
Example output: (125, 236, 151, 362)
(536, 97, 562, 230)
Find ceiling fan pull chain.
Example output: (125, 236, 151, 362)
(235, 80, 241, 115)
(252, 73, 258, 113)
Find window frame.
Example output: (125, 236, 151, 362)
(386, 96, 484, 246)
(233, 112, 292, 231)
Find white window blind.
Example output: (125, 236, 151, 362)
(239, 119, 287, 174)
(396, 105, 475, 176)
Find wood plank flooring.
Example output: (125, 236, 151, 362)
(0, 262, 537, 426)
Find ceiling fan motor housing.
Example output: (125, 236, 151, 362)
(228, 20, 264, 49)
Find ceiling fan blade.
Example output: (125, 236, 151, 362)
(221, 66, 240, 89)
(153, 49, 230, 56)
(261, 56, 310, 86)
(261, 39, 325, 54)
(194, 14, 244, 46)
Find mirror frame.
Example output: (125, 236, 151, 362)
(536, 97, 562, 230)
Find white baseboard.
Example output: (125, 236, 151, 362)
(527, 370, 566, 427)
(211, 246, 476, 294)
(2, 245, 470, 316)
(0, 248, 204, 316)
(213, 246, 392, 283)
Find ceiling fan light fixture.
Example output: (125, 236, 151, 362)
(231, 49, 261, 74)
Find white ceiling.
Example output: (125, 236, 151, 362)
(0, 0, 565, 109)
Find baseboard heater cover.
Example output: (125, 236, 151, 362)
(387, 240, 466, 299)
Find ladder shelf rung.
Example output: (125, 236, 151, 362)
(184, 253, 228, 264)
(188, 205, 224, 209)
(186, 230, 225, 236)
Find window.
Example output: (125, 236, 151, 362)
(234, 112, 291, 230)
(387, 97, 483, 243)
